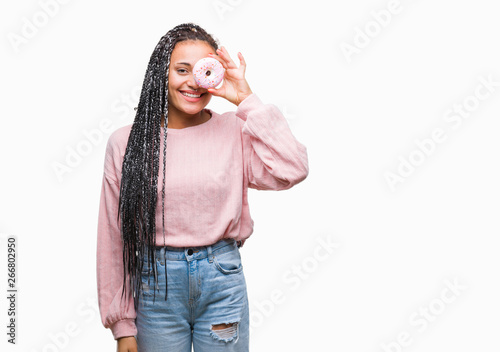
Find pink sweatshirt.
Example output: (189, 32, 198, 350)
(96, 93, 309, 340)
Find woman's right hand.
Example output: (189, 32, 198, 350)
(117, 336, 138, 352)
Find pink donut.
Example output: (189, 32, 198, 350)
(193, 57, 225, 89)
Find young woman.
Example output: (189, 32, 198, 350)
(96, 23, 309, 352)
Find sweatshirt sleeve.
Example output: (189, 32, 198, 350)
(96, 136, 137, 340)
(236, 93, 309, 191)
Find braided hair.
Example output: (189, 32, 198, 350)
(117, 23, 219, 311)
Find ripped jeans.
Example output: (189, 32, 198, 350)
(135, 238, 250, 352)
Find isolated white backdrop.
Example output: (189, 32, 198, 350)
(1, 0, 499, 351)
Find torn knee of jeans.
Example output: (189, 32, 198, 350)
(210, 321, 240, 343)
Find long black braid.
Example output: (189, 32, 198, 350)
(116, 23, 219, 311)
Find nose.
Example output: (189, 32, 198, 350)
(187, 73, 200, 90)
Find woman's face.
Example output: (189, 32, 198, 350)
(168, 40, 217, 116)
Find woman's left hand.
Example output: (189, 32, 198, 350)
(207, 47, 253, 106)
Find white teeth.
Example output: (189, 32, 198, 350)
(181, 92, 201, 98)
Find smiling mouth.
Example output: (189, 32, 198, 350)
(180, 91, 205, 98)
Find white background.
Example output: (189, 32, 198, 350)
(1, 0, 499, 351)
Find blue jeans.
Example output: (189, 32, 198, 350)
(135, 238, 250, 352)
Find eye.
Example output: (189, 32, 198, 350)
(177, 69, 188, 74)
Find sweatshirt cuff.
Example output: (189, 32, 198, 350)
(235, 93, 264, 121)
(111, 318, 137, 340)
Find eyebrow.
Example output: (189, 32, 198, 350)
(175, 62, 192, 67)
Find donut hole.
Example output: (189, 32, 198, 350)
(205, 70, 212, 77)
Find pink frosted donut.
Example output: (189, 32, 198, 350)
(193, 57, 225, 89)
